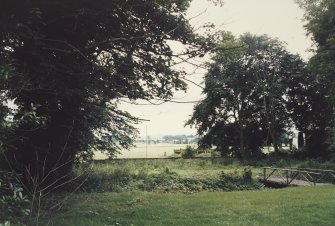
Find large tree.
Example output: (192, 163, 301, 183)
(297, 0, 335, 158)
(0, 0, 209, 191)
(188, 33, 305, 159)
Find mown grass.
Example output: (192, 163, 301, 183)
(42, 158, 335, 225)
(45, 186, 335, 226)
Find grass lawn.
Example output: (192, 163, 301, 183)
(46, 186, 335, 226)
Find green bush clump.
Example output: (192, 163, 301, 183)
(217, 170, 264, 191)
(137, 168, 263, 193)
(181, 146, 196, 159)
(76, 166, 133, 192)
(297, 159, 335, 170)
(72, 161, 264, 193)
(242, 168, 252, 182)
(0, 171, 30, 225)
(138, 171, 180, 192)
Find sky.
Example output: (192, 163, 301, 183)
(120, 0, 314, 139)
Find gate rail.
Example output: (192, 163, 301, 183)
(262, 167, 335, 186)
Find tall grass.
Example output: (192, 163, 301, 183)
(72, 159, 264, 193)
(72, 158, 335, 193)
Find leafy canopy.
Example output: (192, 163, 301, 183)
(0, 0, 209, 190)
(188, 33, 306, 158)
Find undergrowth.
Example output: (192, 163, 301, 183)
(0, 171, 30, 226)
(72, 163, 264, 193)
(63, 157, 335, 194)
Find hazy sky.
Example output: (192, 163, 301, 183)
(120, 0, 313, 139)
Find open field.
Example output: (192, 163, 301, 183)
(88, 157, 335, 179)
(93, 143, 292, 160)
(45, 186, 335, 226)
(94, 143, 196, 160)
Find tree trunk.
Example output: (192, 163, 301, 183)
(239, 125, 246, 160)
(298, 131, 304, 150)
(269, 124, 279, 153)
(6, 95, 84, 193)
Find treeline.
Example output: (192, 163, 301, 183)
(188, 0, 335, 161)
(0, 0, 211, 194)
(136, 135, 198, 144)
(0, 0, 334, 199)
(162, 135, 198, 144)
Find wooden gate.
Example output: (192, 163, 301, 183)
(262, 167, 335, 186)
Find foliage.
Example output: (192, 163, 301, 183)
(42, 158, 335, 194)
(0, 171, 30, 225)
(188, 33, 306, 159)
(0, 64, 15, 157)
(297, 0, 335, 159)
(131, 169, 262, 193)
(74, 166, 133, 193)
(181, 145, 196, 159)
(0, 0, 210, 191)
(0, 221, 10, 226)
(215, 170, 263, 191)
(72, 160, 264, 193)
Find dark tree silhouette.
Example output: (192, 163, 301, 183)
(0, 0, 209, 190)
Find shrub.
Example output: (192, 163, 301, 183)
(0, 221, 10, 226)
(71, 160, 265, 193)
(139, 171, 179, 192)
(136, 169, 149, 180)
(217, 170, 264, 191)
(0, 171, 30, 225)
(242, 168, 252, 183)
(74, 166, 133, 193)
(181, 146, 196, 159)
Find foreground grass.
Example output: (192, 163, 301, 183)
(46, 186, 335, 226)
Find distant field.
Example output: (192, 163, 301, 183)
(46, 186, 335, 226)
(94, 143, 196, 159)
(94, 143, 291, 159)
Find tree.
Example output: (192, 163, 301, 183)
(0, 0, 209, 191)
(242, 35, 308, 153)
(297, 0, 335, 158)
(188, 33, 305, 159)
(284, 60, 332, 157)
(0, 64, 11, 154)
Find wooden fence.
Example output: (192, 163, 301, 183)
(262, 167, 335, 186)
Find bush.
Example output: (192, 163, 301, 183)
(71, 160, 265, 193)
(181, 146, 196, 159)
(73, 166, 133, 193)
(138, 170, 180, 192)
(137, 168, 264, 193)
(0, 171, 30, 225)
(242, 168, 252, 183)
(0, 221, 10, 226)
(217, 170, 264, 191)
